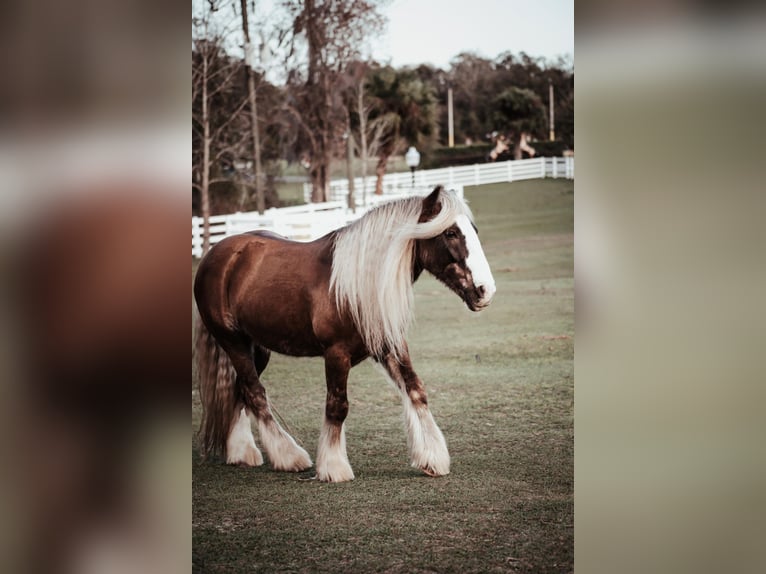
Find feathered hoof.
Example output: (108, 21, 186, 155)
(412, 455, 450, 477)
(226, 444, 264, 467)
(410, 447, 450, 477)
(316, 461, 355, 483)
(270, 446, 313, 473)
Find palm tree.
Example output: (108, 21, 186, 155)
(365, 65, 438, 194)
(491, 87, 546, 159)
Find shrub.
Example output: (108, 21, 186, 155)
(421, 144, 492, 168)
(528, 140, 570, 157)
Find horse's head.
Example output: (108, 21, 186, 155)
(415, 187, 496, 312)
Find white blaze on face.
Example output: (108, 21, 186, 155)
(455, 214, 496, 305)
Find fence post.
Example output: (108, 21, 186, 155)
(553, 157, 558, 179)
(192, 216, 201, 258)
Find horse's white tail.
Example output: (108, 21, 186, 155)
(194, 316, 238, 459)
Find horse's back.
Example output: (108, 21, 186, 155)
(194, 231, 336, 356)
(195, 231, 310, 305)
(197, 231, 300, 278)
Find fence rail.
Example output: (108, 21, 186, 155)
(193, 156, 573, 258)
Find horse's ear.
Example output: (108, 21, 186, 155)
(419, 185, 443, 223)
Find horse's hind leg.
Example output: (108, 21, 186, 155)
(227, 344, 312, 472)
(316, 346, 354, 482)
(226, 406, 263, 466)
(377, 348, 450, 477)
(224, 346, 271, 467)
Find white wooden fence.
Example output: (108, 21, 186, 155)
(304, 155, 574, 203)
(192, 186, 463, 258)
(192, 156, 573, 258)
(193, 200, 343, 258)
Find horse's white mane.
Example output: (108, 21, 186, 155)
(330, 188, 473, 359)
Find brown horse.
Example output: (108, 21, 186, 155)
(194, 186, 496, 482)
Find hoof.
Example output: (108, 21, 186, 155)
(412, 456, 450, 477)
(226, 442, 264, 467)
(419, 465, 449, 478)
(270, 446, 313, 473)
(316, 465, 355, 483)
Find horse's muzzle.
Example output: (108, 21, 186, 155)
(465, 282, 495, 311)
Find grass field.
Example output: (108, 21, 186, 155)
(192, 179, 574, 573)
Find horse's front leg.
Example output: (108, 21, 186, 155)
(378, 347, 450, 477)
(316, 346, 355, 482)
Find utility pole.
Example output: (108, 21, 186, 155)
(549, 79, 555, 141)
(447, 86, 455, 148)
(240, 0, 265, 214)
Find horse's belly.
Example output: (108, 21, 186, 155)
(255, 329, 324, 357)
(240, 301, 325, 357)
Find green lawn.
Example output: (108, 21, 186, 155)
(192, 178, 574, 573)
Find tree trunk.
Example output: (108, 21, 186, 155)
(246, 71, 265, 213)
(237, 176, 248, 210)
(319, 69, 334, 203)
(357, 79, 368, 206)
(345, 130, 355, 212)
(240, 0, 265, 214)
(375, 155, 388, 195)
(310, 163, 327, 203)
(513, 136, 522, 160)
(200, 51, 211, 255)
(305, 0, 330, 204)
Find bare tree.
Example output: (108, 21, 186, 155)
(347, 68, 393, 203)
(192, 1, 250, 254)
(283, 0, 386, 203)
(364, 113, 399, 195)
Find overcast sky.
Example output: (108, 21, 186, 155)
(373, 0, 574, 68)
(193, 0, 574, 73)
